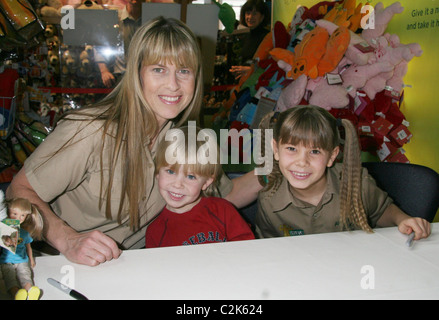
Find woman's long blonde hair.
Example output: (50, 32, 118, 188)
(259, 105, 372, 232)
(59, 17, 203, 230)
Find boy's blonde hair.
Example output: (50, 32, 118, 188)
(7, 198, 44, 240)
(260, 105, 372, 233)
(155, 125, 222, 197)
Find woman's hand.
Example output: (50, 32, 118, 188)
(229, 65, 251, 80)
(61, 229, 122, 266)
(7, 169, 121, 267)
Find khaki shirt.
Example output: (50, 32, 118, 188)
(25, 117, 232, 249)
(255, 163, 393, 238)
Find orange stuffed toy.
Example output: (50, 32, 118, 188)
(270, 24, 349, 79)
(292, 26, 329, 79)
(317, 25, 350, 77)
(323, 0, 367, 32)
(269, 47, 295, 78)
(253, 31, 273, 63)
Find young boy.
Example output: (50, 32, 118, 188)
(145, 125, 255, 248)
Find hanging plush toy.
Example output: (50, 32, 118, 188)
(214, 0, 236, 34)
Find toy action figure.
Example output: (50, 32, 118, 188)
(0, 192, 43, 300)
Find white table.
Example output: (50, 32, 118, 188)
(32, 224, 439, 300)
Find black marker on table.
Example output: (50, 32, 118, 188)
(47, 278, 89, 300)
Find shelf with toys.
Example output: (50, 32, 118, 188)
(0, 0, 120, 186)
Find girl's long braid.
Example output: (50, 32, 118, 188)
(339, 119, 373, 233)
(257, 112, 283, 195)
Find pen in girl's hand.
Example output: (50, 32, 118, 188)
(406, 232, 415, 247)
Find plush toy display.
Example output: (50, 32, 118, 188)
(220, 0, 421, 163)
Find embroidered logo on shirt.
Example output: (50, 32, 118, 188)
(279, 224, 304, 237)
(182, 231, 226, 245)
(288, 229, 305, 236)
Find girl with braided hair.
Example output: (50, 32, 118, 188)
(255, 105, 430, 240)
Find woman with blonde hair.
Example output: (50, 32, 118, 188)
(6, 17, 261, 266)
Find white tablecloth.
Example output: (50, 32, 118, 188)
(31, 224, 439, 300)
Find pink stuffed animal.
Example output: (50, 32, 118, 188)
(385, 33, 423, 61)
(341, 61, 393, 98)
(373, 36, 412, 66)
(385, 39, 422, 93)
(275, 75, 307, 111)
(306, 76, 349, 110)
(362, 2, 404, 43)
(362, 34, 422, 99)
(385, 60, 408, 93)
(362, 68, 394, 99)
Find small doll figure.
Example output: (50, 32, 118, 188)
(0, 196, 43, 300)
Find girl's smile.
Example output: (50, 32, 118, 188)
(272, 141, 339, 204)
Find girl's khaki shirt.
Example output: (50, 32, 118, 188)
(255, 163, 393, 238)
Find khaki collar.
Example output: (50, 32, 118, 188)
(146, 121, 173, 157)
(269, 163, 341, 212)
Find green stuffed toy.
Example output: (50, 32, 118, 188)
(214, 1, 236, 34)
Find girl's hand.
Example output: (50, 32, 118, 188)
(398, 217, 431, 240)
